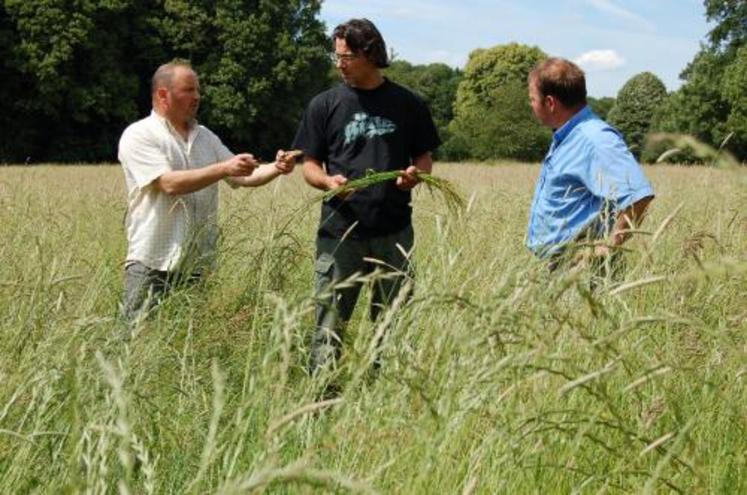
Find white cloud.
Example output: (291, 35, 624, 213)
(574, 49, 626, 72)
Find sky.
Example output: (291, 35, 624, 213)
(319, 0, 712, 97)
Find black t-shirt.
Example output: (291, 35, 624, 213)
(292, 79, 441, 239)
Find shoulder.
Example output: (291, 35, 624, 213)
(308, 85, 348, 108)
(575, 115, 626, 150)
(385, 79, 426, 104)
(119, 115, 160, 148)
(197, 124, 221, 142)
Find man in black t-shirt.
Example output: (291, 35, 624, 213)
(293, 18, 441, 374)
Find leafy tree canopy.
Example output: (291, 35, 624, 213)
(607, 72, 667, 160)
(0, 0, 331, 162)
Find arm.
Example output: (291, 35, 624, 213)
(609, 195, 654, 247)
(396, 151, 433, 190)
(587, 195, 653, 258)
(154, 154, 257, 195)
(228, 149, 297, 187)
(302, 156, 348, 192)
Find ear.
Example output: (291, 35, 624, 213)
(156, 86, 169, 105)
(545, 94, 557, 112)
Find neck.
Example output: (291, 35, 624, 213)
(154, 107, 191, 139)
(553, 104, 585, 129)
(354, 71, 384, 90)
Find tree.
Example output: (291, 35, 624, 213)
(705, 0, 747, 53)
(721, 44, 747, 154)
(645, 1, 747, 162)
(587, 96, 615, 121)
(647, 49, 737, 161)
(607, 72, 667, 160)
(450, 43, 548, 161)
(452, 79, 550, 161)
(157, 0, 331, 159)
(1, 0, 153, 161)
(0, 0, 331, 163)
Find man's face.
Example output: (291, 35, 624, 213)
(165, 67, 200, 124)
(334, 38, 376, 87)
(529, 79, 552, 127)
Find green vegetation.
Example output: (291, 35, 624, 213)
(587, 96, 616, 121)
(450, 43, 550, 161)
(650, 0, 747, 162)
(0, 0, 330, 162)
(1, 164, 745, 492)
(607, 72, 667, 161)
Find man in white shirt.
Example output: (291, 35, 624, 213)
(118, 60, 296, 322)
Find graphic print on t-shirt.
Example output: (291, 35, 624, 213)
(343, 112, 396, 145)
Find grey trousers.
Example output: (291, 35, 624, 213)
(122, 261, 201, 322)
(310, 226, 414, 373)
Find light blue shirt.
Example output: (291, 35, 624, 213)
(526, 106, 654, 258)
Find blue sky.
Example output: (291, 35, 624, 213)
(320, 0, 712, 97)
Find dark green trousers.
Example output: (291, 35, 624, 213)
(310, 226, 414, 373)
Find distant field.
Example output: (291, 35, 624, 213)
(0, 163, 745, 493)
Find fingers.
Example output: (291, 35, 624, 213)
(396, 167, 419, 190)
(237, 153, 258, 168)
(224, 154, 258, 177)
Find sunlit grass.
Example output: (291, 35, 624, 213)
(0, 163, 745, 493)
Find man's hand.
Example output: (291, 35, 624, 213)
(396, 165, 421, 190)
(274, 149, 300, 175)
(222, 153, 258, 177)
(326, 174, 353, 200)
(572, 242, 611, 267)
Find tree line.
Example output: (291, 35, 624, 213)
(1, 0, 744, 164)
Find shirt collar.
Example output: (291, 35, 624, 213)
(552, 105, 593, 147)
(150, 110, 198, 139)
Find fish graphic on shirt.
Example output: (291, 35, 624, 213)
(344, 112, 396, 145)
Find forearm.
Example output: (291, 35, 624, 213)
(303, 160, 334, 190)
(412, 152, 433, 174)
(610, 196, 654, 246)
(228, 163, 281, 187)
(155, 162, 227, 195)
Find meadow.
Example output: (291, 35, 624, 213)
(0, 163, 745, 494)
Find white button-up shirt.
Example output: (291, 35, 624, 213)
(118, 111, 234, 271)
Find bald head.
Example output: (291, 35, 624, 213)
(151, 61, 195, 95)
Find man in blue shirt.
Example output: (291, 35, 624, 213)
(526, 58, 654, 269)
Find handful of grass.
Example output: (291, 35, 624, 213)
(320, 169, 465, 213)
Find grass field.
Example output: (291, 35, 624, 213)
(0, 163, 745, 493)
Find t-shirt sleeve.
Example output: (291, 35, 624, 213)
(587, 128, 654, 210)
(292, 95, 328, 162)
(118, 125, 172, 189)
(409, 95, 441, 159)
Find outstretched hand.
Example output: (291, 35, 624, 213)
(223, 153, 258, 177)
(274, 149, 302, 175)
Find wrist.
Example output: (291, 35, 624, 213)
(219, 160, 231, 178)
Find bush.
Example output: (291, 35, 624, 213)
(607, 72, 667, 161)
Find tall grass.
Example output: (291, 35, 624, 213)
(0, 163, 745, 493)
